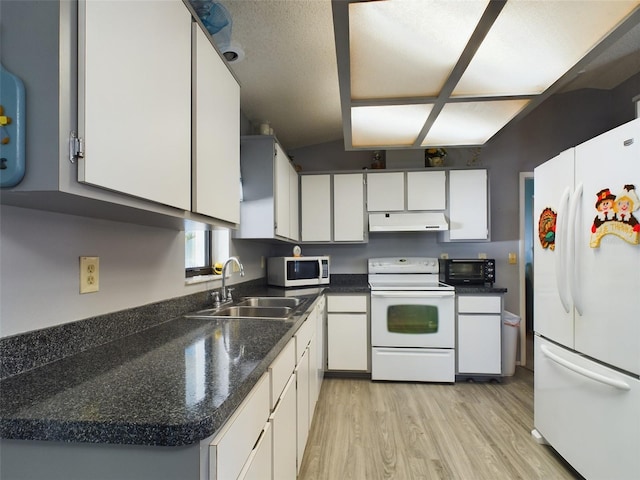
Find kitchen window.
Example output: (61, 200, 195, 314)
(185, 228, 230, 279)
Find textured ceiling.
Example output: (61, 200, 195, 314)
(222, 0, 342, 150)
(221, 0, 640, 151)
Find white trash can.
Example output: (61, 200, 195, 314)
(502, 311, 521, 376)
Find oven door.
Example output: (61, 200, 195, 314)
(371, 290, 455, 348)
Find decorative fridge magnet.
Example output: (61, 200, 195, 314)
(590, 184, 640, 247)
(0, 63, 26, 188)
(538, 207, 557, 250)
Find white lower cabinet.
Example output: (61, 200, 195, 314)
(209, 373, 270, 480)
(326, 295, 369, 372)
(209, 298, 324, 480)
(295, 347, 310, 473)
(270, 375, 297, 480)
(238, 422, 272, 480)
(456, 295, 502, 377)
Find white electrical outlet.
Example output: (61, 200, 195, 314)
(80, 256, 99, 294)
(440, 253, 449, 259)
(478, 253, 487, 259)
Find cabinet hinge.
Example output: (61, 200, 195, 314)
(69, 131, 84, 164)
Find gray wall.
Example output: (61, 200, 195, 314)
(0, 205, 274, 337)
(283, 73, 640, 314)
(1, 72, 638, 337)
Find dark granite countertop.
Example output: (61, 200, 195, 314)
(2, 274, 497, 448)
(0, 317, 298, 446)
(0, 290, 320, 447)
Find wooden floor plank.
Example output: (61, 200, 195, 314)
(299, 368, 581, 480)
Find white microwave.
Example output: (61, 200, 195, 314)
(267, 256, 330, 287)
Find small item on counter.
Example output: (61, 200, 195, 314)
(213, 263, 223, 275)
(293, 245, 302, 257)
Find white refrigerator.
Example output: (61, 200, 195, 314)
(533, 118, 640, 480)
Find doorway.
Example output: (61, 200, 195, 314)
(519, 173, 534, 370)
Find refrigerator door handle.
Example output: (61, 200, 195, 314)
(567, 183, 584, 316)
(555, 187, 572, 313)
(541, 344, 630, 391)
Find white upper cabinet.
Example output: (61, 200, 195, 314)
(192, 25, 240, 225)
(288, 160, 300, 242)
(367, 170, 446, 212)
(275, 142, 299, 241)
(78, 0, 191, 210)
(407, 171, 446, 210)
(300, 173, 365, 243)
(334, 173, 365, 242)
(446, 169, 489, 241)
(366, 172, 404, 211)
(238, 136, 298, 242)
(301, 175, 331, 242)
(1, 1, 242, 229)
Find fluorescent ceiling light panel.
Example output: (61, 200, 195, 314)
(453, 0, 640, 97)
(422, 100, 530, 146)
(351, 104, 433, 147)
(337, 0, 640, 149)
(349, 0, 488, 99)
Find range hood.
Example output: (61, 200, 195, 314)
(369, 212, 449, 232)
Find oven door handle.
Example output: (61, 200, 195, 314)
(371, 291, 454, 298)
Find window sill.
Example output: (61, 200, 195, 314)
(185, 274, 221, 285)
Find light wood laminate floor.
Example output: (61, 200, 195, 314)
(299, 368, 581, 479)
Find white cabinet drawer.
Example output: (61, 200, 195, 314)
(327, 295, 367, 312)
(457, 295, 501, 313)
(209, 373, 270, 480)
(372, 347, 455, 382)
(269, 339, 295, 410)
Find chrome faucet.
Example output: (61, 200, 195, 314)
(220, 256, 244, 302)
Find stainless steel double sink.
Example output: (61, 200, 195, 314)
(185, 297, 301, 320)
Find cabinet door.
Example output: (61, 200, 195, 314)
(238, 422, 272, 480)
(192, 25, 240, 223)
(301, 175, 331, 242)
(274, 143, 298, 239)
(458, 314, 501, 374)
(289, 166, 299, 241)
(78, 0, 191, 209)
(275, 143, 291, 238)
(315, 298, 326, 397)
(366, 172, 404, 211)
(327, 313, 368, 371)
(210, 374, 270, 480)
(448, 169, 489, 240)
(270, 375, 297, 480)
(407, 171, 446, 211)
(334, 173, 365, 241)
(295, 348, 310, 473)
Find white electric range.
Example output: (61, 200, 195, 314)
(368, 257, 455, 383)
